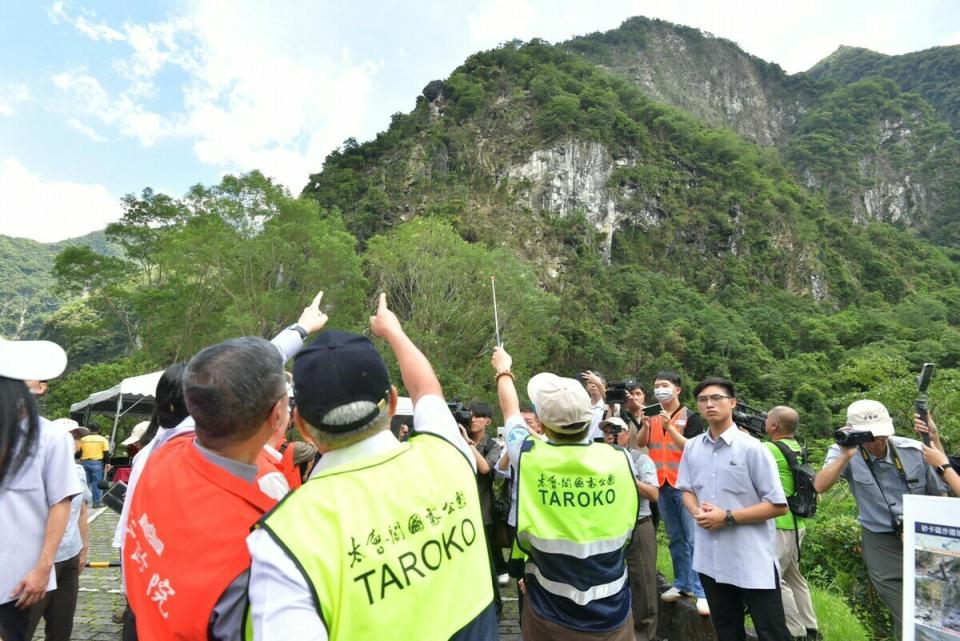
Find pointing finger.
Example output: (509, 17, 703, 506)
(378, 292, 387, 313)
(311, 291, 324, 308)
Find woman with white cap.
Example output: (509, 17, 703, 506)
(0, 339, 84, 641)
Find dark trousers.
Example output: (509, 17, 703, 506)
(485, 523, 508, 575)
(483, 523, 503, 620)
(26, 554, 81, 641)
(700, 571, 792, 641)
(626, 517, 658, 641)
(861, 528, 903, 640)
(0, 600, 29, 641)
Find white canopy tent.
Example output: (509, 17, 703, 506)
(70, 371, 164, 449)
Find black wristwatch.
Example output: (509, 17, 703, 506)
(935, 463, 951, 477)
(286, 323, 308, 340)
(724, 509, 736, 527)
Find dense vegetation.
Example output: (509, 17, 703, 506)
(6, 29, 959, 641)
(809, 45, 960, 133)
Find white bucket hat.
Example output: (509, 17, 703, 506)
(0, 338, 67, 381)
(845, 399, 895, 437)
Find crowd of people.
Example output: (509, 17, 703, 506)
(1, 290, 959, 641)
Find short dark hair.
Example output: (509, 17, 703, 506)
(520, 406, 536, 414)
(693, 377, 736, 399)
(469, 401, 492, 419)
(625, 380, 643, 392)
(87, 423, 102, 434)
(184, 337, 287, 448)
(653, 370, 681, 387)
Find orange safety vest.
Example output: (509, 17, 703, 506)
(647, 407, 692, 487)
(124, 434, 277, 640)
(255, 442, 302, 491)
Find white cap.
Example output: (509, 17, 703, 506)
(51, 417, 89, 437)
(121, 420, 150, 446)
(600, 416, 628, 430)
(527, 373, 593, 434)
(0, 338, 67, 381)
(845, 399, 895, 437)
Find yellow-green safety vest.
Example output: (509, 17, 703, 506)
(257, 434, 494, 640)
(515, 437, 638, 631)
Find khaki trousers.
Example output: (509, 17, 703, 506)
(774, 528, 818, 637)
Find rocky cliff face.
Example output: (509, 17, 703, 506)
(568, 18, 959, 240)
(566, 17, 811, 147)
(505, 141, 630, 261)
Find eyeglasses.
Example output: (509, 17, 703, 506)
(696, 394, 732, 404)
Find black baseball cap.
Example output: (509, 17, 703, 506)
(292, 331, 391, 433)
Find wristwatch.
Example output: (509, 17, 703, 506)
(935, 463, 951, 477)
(724, 509, 736, 527)
(286, 323, 308, 340)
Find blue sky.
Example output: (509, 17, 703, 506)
(1, 0, 958, 242)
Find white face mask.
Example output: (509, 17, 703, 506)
(653, 387, 675, 402)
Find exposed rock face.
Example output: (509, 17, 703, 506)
(568, 18, 809, 147)
(504, 141, 631, 261)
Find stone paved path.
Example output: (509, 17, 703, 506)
(38, 508, 522, 640)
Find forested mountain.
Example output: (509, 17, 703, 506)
(0, 230, 119, 343)
(565, 17, 960, 243)
(809, 44, 960, 132)
(11, 20, 960, 634)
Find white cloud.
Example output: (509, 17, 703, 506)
(941, 31, 960, 47)
(52, 69, 169, 145)
(0, 158, 122, 242)
(66, 118, 107, 142)
(47, 3, 380, 192)
(467, 0, 538, 46)
(0, 84, 31, 117)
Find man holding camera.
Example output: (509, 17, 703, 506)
(636, 370, 709, 615)
(814, 399, 944, 640)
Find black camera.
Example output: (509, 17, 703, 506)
(833, 427, 876, 447)
(732, 403, 767, 438)
(891, 513, 904, 536)
(642, 402, 663, 417)
(604, 379, 637, 405)
(446, 398, 473, 428)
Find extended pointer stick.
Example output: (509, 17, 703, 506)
(491, 276, 502, 347)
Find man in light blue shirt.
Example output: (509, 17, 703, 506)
(676, 377, 791, 641)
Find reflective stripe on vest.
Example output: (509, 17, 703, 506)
(517, 528, 633, 558)
(516, 438, 637, 621)
(525, 561, 629, 606)
(258, 433, 493, 641)
(647, 411, 686, 486)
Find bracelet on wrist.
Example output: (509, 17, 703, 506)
(495, 371, 515, 382)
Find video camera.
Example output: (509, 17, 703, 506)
(732, 403, 767, 438)
(446, 398, 473, 428)
(604, 379, 636, 405)
(833, 427, 876, 447)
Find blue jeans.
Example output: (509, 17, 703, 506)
(82, 459, 104, 505)
(659, 483, 704, 597)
